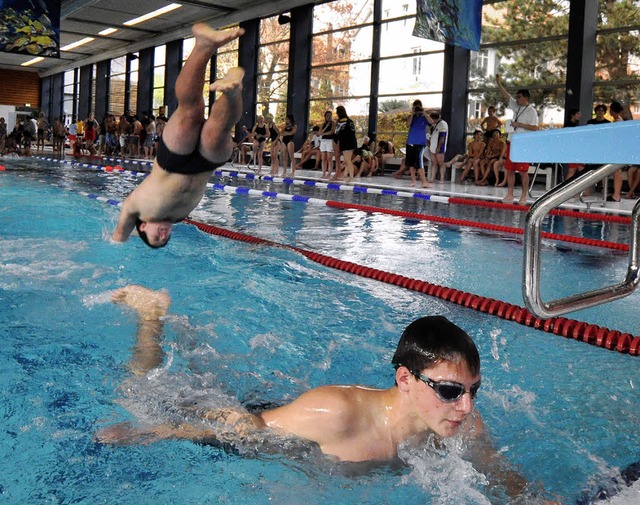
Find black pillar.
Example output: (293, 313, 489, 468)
(565, 0, 597, 124)
(164, 39, 183, 117)
(52, 73, 64, 122)
(238, 19, 260, 132)
(78, 64, 93, 120)
(287, 5, 313, 148)
(137, 47, 154, 117)
(368, 0, 382, 142)
(442, 44, 470, 160)
(40, 76, 52, 120)
(95, 59, 110, 121)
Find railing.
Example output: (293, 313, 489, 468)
(511, 121, 640, 317)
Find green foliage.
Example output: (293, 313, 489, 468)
(378, 99, 409, 113)
(480, 0, 640, 112)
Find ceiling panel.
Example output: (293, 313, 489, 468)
(0, 0, 318, 75)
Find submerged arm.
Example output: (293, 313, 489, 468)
(467, 414, 560, 503)
(95, 408, 267, 446)
(112, 199, 138, 242)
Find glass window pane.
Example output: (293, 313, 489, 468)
(257, 71, 288, 106)
(313, 0, 374, 33)
(381, 0, 415, 20)
(482, 0, 569, 44)
(216, 50, 239, 79)
(376, 93, 442, 147)
(111, 56, 125, 75)
(183, 37, 195, 61)
(378, 54, 444, 98)
(592, 82, 640, 119)
(154, 45, 166, 65)
(153, 66, 165, 89)
(258, 41, 290, 73)
(153, 90, 164, 113)
(310, 61, 371, 102)
(312, 26, 372, 66)
(596, 31, 640, 82)
(598, 0, 640, 30)
(380, 19, 443, 58)
(260, 16, 290, 45)
(64, 70, 74, 87)
(491, 39, 568, 89)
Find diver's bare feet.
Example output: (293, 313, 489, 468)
(210, 67, 245, 95)
(112, 285, 171, 321)
(192, 24, 244, 53)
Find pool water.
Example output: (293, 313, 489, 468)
(0, 158, 639, 504)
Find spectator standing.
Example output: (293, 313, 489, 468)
(405, 99, 429, 188)
(426, 111, 449, 183)
(495, 74, 539, 205)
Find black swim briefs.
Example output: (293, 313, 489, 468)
(157, 136, 225, 175)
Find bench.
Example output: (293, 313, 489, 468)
(448, 162, 556, 189)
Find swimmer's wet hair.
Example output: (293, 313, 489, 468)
(392, 316, 480, 376)
(135, 218, 170, 249)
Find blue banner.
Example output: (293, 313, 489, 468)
(413, 0, 482, 52)
(0, 0, 60, 57)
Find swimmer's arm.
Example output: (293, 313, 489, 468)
(467, 413, 561, 504)
(112, 199, 137, 242)
(96, 410, 267, 446)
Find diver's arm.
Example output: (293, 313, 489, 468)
(112, 199, 137, 242)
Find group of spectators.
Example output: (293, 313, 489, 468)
(239, 107, 411, 182)
(0, 110, 167, 160)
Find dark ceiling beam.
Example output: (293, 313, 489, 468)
(61, 0, 101, 19)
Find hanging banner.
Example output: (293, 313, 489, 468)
(413, 0, 482, 52)
(0, 0, 60, 57)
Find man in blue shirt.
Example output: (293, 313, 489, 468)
(406, 100, 430, 188)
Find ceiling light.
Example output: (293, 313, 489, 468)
(99, 27, 119, 36)
(21, 57, 44, 66)
(61, 37, 95, 51)
(123, 3, 182, 26)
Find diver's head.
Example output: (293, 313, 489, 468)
(135, 219, 172, 248)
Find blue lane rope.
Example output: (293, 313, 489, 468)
(215, 167, 448, 203)
(33, 156, 453, 205)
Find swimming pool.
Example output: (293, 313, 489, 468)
(1, 157, 638, 504)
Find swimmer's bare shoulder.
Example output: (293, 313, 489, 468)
(259, 385, 370, 447)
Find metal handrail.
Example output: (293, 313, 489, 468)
(523, 163, 640, 318)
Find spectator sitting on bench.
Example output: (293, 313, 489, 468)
(353, 136, 377, 177)
(374, 140, 396, 174)
(457, 130, 485, 184)
(295, 126, 321, 170)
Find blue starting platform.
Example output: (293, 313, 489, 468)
(510, 120, 640, 165)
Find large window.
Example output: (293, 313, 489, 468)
(62, 69, 77, 125)
(257, 15, 290, 123)
(310, 0, 373, 137)
(594, 1, 640, 117)
(128, 53, 139, 115)
(110, 56, 126, 116)
(376, 0, 444, 145)
(153, 46, 166, 116)
(466, 0, 570, 132)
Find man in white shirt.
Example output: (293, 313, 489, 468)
(427, 111, 449, 183)
(495, 74, 539, 205)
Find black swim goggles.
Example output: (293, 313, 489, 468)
(412, 372, 481, 403)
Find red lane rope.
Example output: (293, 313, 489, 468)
(325, 201, 629, 252)
(184, 218, 639, 357)
(449, 197, 633, 224)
